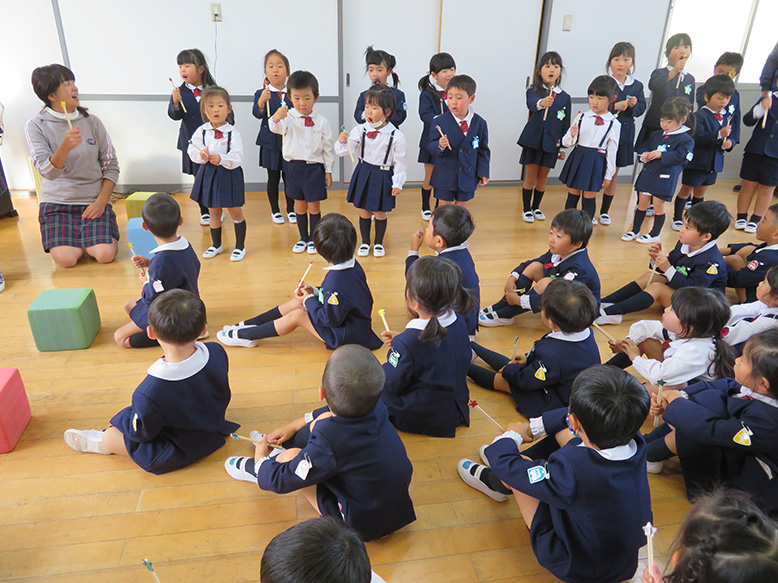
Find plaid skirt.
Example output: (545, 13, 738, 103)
(39, 202, 120, 252)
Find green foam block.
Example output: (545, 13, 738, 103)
(27, 288, 101, 351)
(124, 191, 160, 220)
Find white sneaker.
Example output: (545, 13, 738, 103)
(533, 209, 546, 220)
(647, 460, 664, 474)
(64, 429, 110, 454)
(203, 245, 224, 259)
(230, 248, 246, 262)
(200, 213, 211, 226)
(357, 243, 370, 257)
(672, 220, 683, 231)
(421, 209, 432, 221)
(621, 231, 638, 242)
(637, 234, 660, 244)
(224, 456, 259, 482)
(684, 199, 692, 210)
(745, 222, 758, 234)
(457, 459, 509, 502)
(599, 213, 612, 225)
(292, 240, 307, 253)
(734, 218, 747, 230)
(373, 244, 385, 257)
(522, 211, 534, 223)
(595, 306, 622, 325)
(287, 212, 297, 224)
(592, 217, 598, 225)
(307, 242, 317, 255)
(646, 204, 655, 217)
(217, 329, 258, 348)
(478, 306, 515, 327)
(479, 444, 491, 468)
(271, 212, 284, 224)
(222, 321, 248, 331)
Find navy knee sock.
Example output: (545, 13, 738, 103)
(565, 192, 579, 209)
(129, 332, 160, 348)
(648, 214, 666, 237)
(359, 217, 371, 245)
(210, 226, 222, 248)
(467, 364, 498, 390)
(471, 342, 511, 371)
(515, 274, 533, 295)
(646, 434, 675, 462)
(309, 213, 321, 240)
(296, 213, 309, 241)
(522, 188, 533, 212)
(600, 194, 614, 215)
(673, 197, 687, 222)
(464, 462, 512, 495)
(374, 218, 388, 245)
(644, 423, 672, 443)
(245, 306, 282, 326)
(602, 281, 642, 305)
(532, 189, 545, 210)
(421, 188, 431, 212)
(238, 321, 280, 341)
(631, 209, 647, 233)
(233, 220, 247, 250)
(607, 291, 655, 315)
(605, 352, 632, 369)
(581, 197, 596, 220)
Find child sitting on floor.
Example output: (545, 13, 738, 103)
(479, 209, 600, 327)
(65, 289, 238, 474)
(469, 280, 600, 419)
(218, 213, 382, 350)
(224, 344, 416, 542)
(723, 267, 778, 356)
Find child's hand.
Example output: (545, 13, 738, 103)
(641, 563, 663, 583)
(254, 435, 270, 462)
(208, 153, 221, 165)
(557, 150, 566, 160)
(131, 255, 150, 269)
(259, 84, 272, 105)
(763, 94, 773, 112)
(380, 329, 399, 345)
(570, 124, 579, 138)
(649, 393, 665, 417)
(172, 87, 182, 105)
(722, 138, 732, 150)
(642, 151, 661, 162)
(267, 421, 302, 446)
(478, 176, 489, 186)
(539, 95, 554, 108)
(503, 276, 518, 296)
(511, 354, 527, 365)
(339, 130, 349, 144)
(673, 57, 687, 75)
(628, 96, 638, 108)
(663, 388, 683, 404)
(325, 173, 332, 189)
(620, 338, 640, 360)
(608, 339, 626, 354)
(504, 290, 522, 306)
(410, 228, 424, 251)
(62, 126, 82, 151)
(273, 106, 289, 122)
(602, 179, 611, 190)
(720, 125, 732, 138)
(439, 134, 450, 150)
(614, 100, 629, 112)
(654, 253, 671, 272)
(506, 421, 534, 443)
(199, 146, 209, 161)
(138, 270, 148, 283)
(391, 187, 401, 197)
(648, 242, 663, 257)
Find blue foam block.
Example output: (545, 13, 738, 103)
(126, 218, 158, 259)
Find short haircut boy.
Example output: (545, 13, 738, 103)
(587, 75, 618, 99)
(768, 203, 778, 229)
(551, 209, 593, 247)
(702, 74, 735, 99)
(260, 517, 371, 583)
(147, 289, 206, 345)
(322, 344, 385, 418)
(447, 74, 476, 97)
(716, 52, 744, 73)
(288, 70, 319, 97)
(684, 200, 732, 240)
(569, 364, 650, 449)
(364, 84, 396, 115)
(141, 193, 181, 238)
(430, 204, 475, 247)
(313, 213, 357, 265)
(666, 33, 692, 55)
(541, 279, 597, 334)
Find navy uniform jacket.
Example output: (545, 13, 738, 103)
(514, 249, 601, 313)
(251, 88, 284, 149)
(303, 259, 383, 350)
(665, 378, 778, 511)
(355, 86, 407, 127)
(168, 85, 205, 153)
(418, 89, 449, 151)
(743, 95, 778, 158)
(110, 342, 239, 474)
(727, 243, 778, 301)
(256, 401, 416, 541)
(645, 68, 696, 129)
(686, 108, 734, 173)
(406, 246, 480, 335)
(634, 129, 695, 197)
(517, 88, 572, 154)
(612, 78, 647, 148)
(696, 87, 741, 145)
(381, 312, 471, 438)
(486, 407, 651, 583)
(428, 111, 490, 193)
(665, 240, 727, 294)
(501, 330, 601, 418)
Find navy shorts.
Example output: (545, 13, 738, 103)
(434, 188, 475, 202)
(284, 160, 328, 202)
(740, 153, 778, 187)
(682, 168, 717, 187)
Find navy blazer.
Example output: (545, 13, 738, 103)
(514, 249, 601, 313)
(517, 88, 572, 154)
(256, 401, 416, 541)
(666, 240, 727, 294)
(428, 111, 490, 192)
(381, 314, 471, 437)
(687, 108, 734, 173)
(251, 88, 285, 149)
(486, 407, 652, 583)
(634, 129, 695, 197)
(743, 95, 778, 158)
(727, 243, 778, 301)
(167, 85, 205, 152)
(645, 68, 696, 128)
(355, 86, 407, 127)
(697, 87, 741, 145)
(612, 79, 647, 148)
(418, 89, 449, 151)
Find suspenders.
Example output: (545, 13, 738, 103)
(201, 129, 232, 152)
(359, 129, 395, 170)
(575, 118, 614, 149)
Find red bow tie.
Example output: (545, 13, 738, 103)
(366, 131, 378, 139)
(193, 88, 202, 97)
(662, 133, 669, 140)
(714, 113, 723, 122)
(440, 90, 447, 100)
(303, 116, 315, 127)
(460, 120, 469, 133)
(276, 91, 284, 99)
(594, 115, 605, 126)
(213, 129, 223, 139)
(661, 339, 672, 354)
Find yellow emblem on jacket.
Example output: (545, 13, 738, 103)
(327, 292, 339, 306)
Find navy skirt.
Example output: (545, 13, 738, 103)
(347, 162, 396, 212)
(190, 164, 245, 209)
(559, 146, 607, 192)
(615, 119, 636, 167)
(259, 146, 283, 171)
(520, 146, 558, 169)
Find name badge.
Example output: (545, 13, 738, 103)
(295, 454, 314, 480)
(527, 464, 550, 484)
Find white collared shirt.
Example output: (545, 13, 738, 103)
(185, 83, 204, 102)
(757, 243, 778, 253)
(724, 301, 778, 346)
(631, 334, 717, 384)
(323, 257, 356, 271)
(335, 122, 407, 189)
(561, 110, 621, 180)
(752, 91, 778, 120)
(547, 328, 592, 342)
(149, 235, 190, 255)
(147, 342, 209, 381)
(439, 241, 470, 255)
(452, 106, 475, 135)
(187, 123, 243, 169)
(703, 105, 726, 125)
(735, 386, 778, 409)
(664, 239, 719, 281)
(583, 438, 638, 461)
(270, 109, 334, 172)
(405, 309, 457, 330)
(610, 74, 634, 91)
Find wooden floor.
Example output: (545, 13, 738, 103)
(0, 180, 753, 582)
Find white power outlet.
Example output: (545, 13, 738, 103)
(562, 14, 572, 31)
(211, 3, 222, 22)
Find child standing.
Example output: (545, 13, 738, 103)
(114, 193, 200, 348)
(336, 85, 407, 258)
(458, 365, 652, 583)
(218, 214, 382, 350)
(65, 289, 239, 474)
(517, 51, 571, 223)
(560, 76, 621, 222)
(723, 204, 778, 302)
(428, 75, 490, 206)
(252, 49, 296, 225)
(224, 345, 416, 542)
(469, 280, 600, 419)
(168, 49, 218, 225)
(354, 47, 406, 128)
(381, 256, 476, 438)
(622, 97, 695, 243)
(601, 42, 646, 224)
(188, 87, 247, 261)
(417, 52, 456, 220)
(271, 71, 334, 254)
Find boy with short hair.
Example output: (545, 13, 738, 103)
(65, 289, 239, 474)
(408, 204, 479, 336)
(672, 74, 737, 230)
(597, 200, 731, 324)
(695, 52, 743, 146)
(219, 213, 382, 350)
(480, 209, 600, 327)
(722, 203, 778, 303)
(270, 70, 334, 254)
(427, 74, 490, 206)
(458, 365, 652, 583)
(114, 193, 200, 348)
(225, 345, 416, 542)
(469, 280, 600, 418)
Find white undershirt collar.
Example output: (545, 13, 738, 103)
(147, 342, 209, 381)
(405, 309, 457, 330)
(150, 236, 190, 254)
(548, 329, 592, 342)
(324, 257, 356, 271)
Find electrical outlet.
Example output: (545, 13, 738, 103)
(562, 14, 572, 31)
(211, 3, 222, 22)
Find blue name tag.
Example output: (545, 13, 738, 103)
(527, 465, 549, 484)
(472, 136, 480, 149)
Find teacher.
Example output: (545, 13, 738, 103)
(25, 64, 119, 267)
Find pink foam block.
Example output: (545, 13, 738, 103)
(0, 369, 31, 453)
